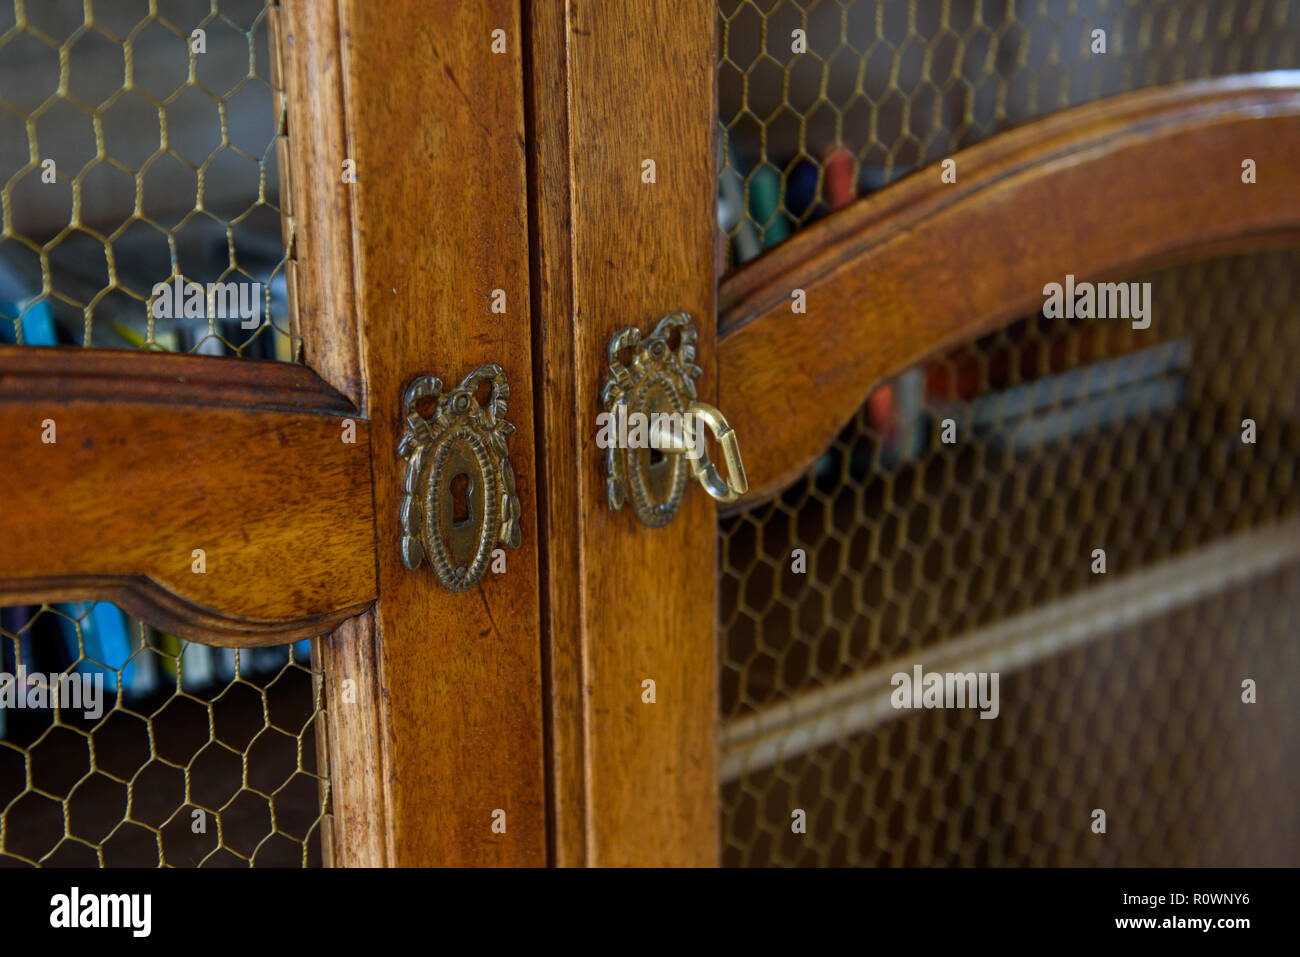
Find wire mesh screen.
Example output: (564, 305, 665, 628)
(722, 561, 1300, 866)
(718, 250, 1300, 865)
(0, 0, 299, 359)
(717, 0, 1300, 270)
(0, 603, 328, 867)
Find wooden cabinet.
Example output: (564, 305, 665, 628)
(1, 0, 1298, 866)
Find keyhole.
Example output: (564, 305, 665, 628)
(648, 447, 665, 468)
(450, 472, 473, 527)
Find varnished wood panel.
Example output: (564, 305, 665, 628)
(528, 0, 720, 865)
(0, 346, 375, 645)
(719, 75, 1300, 506)
(283, 0, 546, 866)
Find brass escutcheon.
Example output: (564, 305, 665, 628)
(602, 313, 748, 527)
(398, 365, 521, 591)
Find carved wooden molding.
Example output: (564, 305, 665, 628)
(718, 73, 1300, 508)
(0, 346, 377, 646)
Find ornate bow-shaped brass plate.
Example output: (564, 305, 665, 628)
(602, 312, 747, 527)
(398, 365, 521, 592)
(602, 312, 701, 526)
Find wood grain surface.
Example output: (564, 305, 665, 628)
(279, 0, 387, 868)
(719, 74, 1300, 507)
(283, 0, 547, 866)
(527, 0, 721, 866)
(0, 345, 375, 645)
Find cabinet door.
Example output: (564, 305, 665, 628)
(0, 0, 547, 868)
(533, 0, 1300, 866)
(715, 76, 1300, 867)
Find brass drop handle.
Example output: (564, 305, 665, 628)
(602, 313, 747, 526)
(655, 400, 748, 504)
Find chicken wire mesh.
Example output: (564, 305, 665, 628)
(718, 0, 1300, 270)
(0, 603, 328, 867)
(718, 250, 1300, 865)
(722, 559, 1300, 866)
(0, 0, 299, 359)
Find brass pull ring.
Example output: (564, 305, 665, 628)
(681, 401, 748, 503)
(601, 314, 748, 525)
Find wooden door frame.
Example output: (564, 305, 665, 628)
(279, 0, 548, 866)
(1, 0, 722, 869)
(0, 0, 552, 868)
(526, 0, 722, 866)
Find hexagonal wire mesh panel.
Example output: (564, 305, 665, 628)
(718, 251, 1300, 865)
(722, 562, 1300, 866)
(0, 0, 299, 359)
(0, 604, 328, 866)
(718, 0, 1300, 270)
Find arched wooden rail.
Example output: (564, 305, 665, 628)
(0, 347, 377, 645)
(718, 73, 1300, 509)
